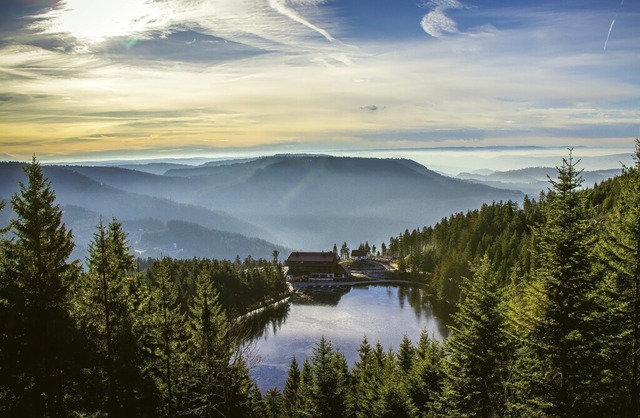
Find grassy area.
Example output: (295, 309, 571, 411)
(341, 259, 384, 270)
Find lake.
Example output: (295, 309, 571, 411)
(248, 284, 452, 392)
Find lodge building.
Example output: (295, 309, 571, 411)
(285, 251, 350, 280)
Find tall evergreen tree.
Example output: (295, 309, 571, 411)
(596, 139, 640, 416)
(408, 330, 445, 417)
(184, 266, 248, 417)
(143, 258, 186, 417)
(76, 218, 138, 414)
(350, 336, 384, 418)
(437, 254, 507, 417)
(513, 150, 599, 416)
(311, 337, 349, 418)
(282, 356, 301, 417)
(0, 157, 82, 416)
(296, 359, 316, 418)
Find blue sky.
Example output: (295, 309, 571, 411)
(0, 0, 638, 163)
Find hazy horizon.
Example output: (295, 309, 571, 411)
(1, 145, 633, 176)
(1, 1, 639, 164)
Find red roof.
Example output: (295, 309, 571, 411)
(286, 251, 339, 263)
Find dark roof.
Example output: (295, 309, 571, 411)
(351, 249, 368, 257)
(336, 264, 350, 277)
(286, 251, 338, 263)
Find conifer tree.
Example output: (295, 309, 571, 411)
(437, 254, 507, 417)
(0, 157, 82, 416)
(143, 258, 186, 417)
(296, 359, 316, 418)
(512, 150, 599, 416)
(183, 264, 241, 416)
(350, 336, 383, 418)
(377, 347, 416, 418)
(282, 356, 301, 417)
(76, 218, 138, 414)
(596, 139, 640, 416)
(408, 330, 445, 417)
(311, 337, 349, 418)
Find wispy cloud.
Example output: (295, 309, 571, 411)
(1, 1, 639, 160)
(268, 0, 336, 43)
(29, 0, 340, 54)
(419, 0, 466, 38)
(604, 18, 616, 51)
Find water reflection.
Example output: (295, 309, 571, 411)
(237, 301, 289, 342)
(248, 285, 453, 391)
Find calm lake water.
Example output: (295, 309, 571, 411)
(248, 285, 452, 391)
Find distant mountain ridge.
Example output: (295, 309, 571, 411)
(0, 155, 525, 259)
(457, 166, 623, 196)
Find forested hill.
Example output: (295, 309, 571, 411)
(386, 165, 624, 302)
(0, 162, 288, 261)
(269, 147, 640, 418)
(0, 155, 523, 258)
(457, 166, 622, 196)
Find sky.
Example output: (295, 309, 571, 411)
(1, 0, 639, 165)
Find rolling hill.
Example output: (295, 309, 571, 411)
(1, 155, 527, 258)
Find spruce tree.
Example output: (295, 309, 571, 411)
(282, 356, 301, 417)
(296, 359, 316, 418)
(513, 150, 599, 416)
(183, 265, 234, 416)
(350, 336, 383, 418)
(76, 218, 138, 414)
(408, 330, 445, 417)
(0, 157, 81, 416)
(142, 258, 186, 417)
(437, 254, 507, 417)
(311, 337, 349, 418)
(596, 139, 640, 416)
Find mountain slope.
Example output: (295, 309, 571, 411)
(0, 162, 284, 260)
(457, 167, 623, 196)
(1, 156, 525, 254)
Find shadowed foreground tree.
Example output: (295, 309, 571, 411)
(0, 157, 83, 416)
(596, 139, 640, 417)
(437, 254, 507, 417)
(74, 217, 149, 414)
(509, 151, 602, 417)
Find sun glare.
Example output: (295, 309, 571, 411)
(35, 0, 168, 44)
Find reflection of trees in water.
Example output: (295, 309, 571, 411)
(240, 301, 291, 342)
(295, 286, 352, 306)
(243, 285, 455, 343)
(397, 285, 454, 338)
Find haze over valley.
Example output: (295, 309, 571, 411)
(1, 154, 528, 261)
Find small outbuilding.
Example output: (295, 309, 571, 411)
(350, 249, 368, 260)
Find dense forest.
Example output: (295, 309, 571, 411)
(1, 141, 639, 417)
(0, 157, 288, 416)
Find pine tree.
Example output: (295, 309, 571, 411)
(350, 336, 383, 418)
(296, 359, 316, 418)
(282, 356, 301, 417)
(142, 258, 186, 417)
(0, 157, 82, 416)
(512, 150, 599, 416)
(311, 337, 349, 418)
(75, 218, 138, 414)
(437, 254, 507, 417)
(408, 330, 445, 417)
(377, 346, 417, 418)
(183, 264, 237, 416)
(596, 139, 640, 416)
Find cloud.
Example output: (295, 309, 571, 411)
(268, 0, 335, 43)
(28, 0, 339, 54)
(2, 3, 639, 159)
(419, 0, 465, 38)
